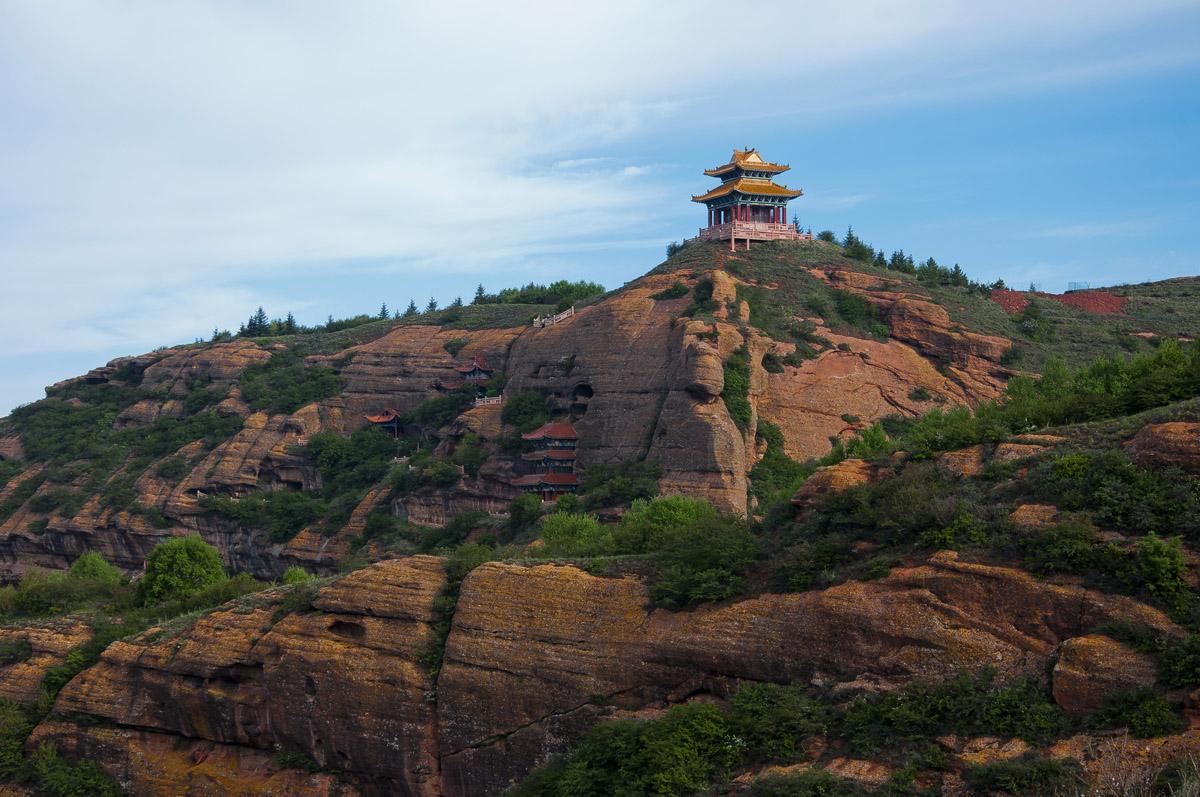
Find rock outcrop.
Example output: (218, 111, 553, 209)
(1126, 421, 1200, 474)
(1051, 634, 1159, 714)
(790, 459, 876, 512)
(0, 618, 91, 704)
(17, 551, 1178, 796)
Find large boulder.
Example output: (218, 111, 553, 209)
(1126, 422, 1200, 474)
(1052, 634, 1159, 714)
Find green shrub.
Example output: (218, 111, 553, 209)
(511, 703, 739, 797)
(761, 352, 785, 373)
(841, 669, 1063, 754)
(907, 387, 931, 402)
(962, 753, 1081, 795)
(421, 460, 461, 488)
(443, 337, 469, 357)
(651, 282, 689, 301)
(155, 456, 191, 481)
(240, 349, 343, 415)
(281, 566, 312, 585)
(139, 536, 226, 604)
(536, 513, 613, 558)
(649, 514, 759, 608)
(748, 771, 866, 797)
(507, 494, 543, 535)
(1161, 634, 1200, 688)
(67, 552, 122, 587)
(1093, 691, 1186, 738)
(29, 742, 123, 796)
(749, 421, 811, 507)
(0, 638, 32, 666)
(451, 434, 487, 477)
(730, 683, 831, 762)
(274, 749, 321, 772)
(722, 346, 752, 430)
(501, 392, 549, 433)
(579, 461, 661, 510)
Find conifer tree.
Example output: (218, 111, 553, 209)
(473, 284, 486, 304)
(426, 297, 438, 313)
(450, 296, 464, 309)
(378, 302, 389, 319)
(404, 299, 418, 317)
(284, 312, 297, 334)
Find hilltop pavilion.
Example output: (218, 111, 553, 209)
(688, 148, 811, 249)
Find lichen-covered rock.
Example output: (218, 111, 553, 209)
(1009, 504, 1060, 529)
(992, 442, 1047, 462)
(1126, 421, 1200, 474)
(49, 557, 447, 796)
(937, 444, 986, 477)
(1052, 634, 1159, 714)
(790, 459, 874, 512)
(0, 618, 92, 704)
(141, 341, 273, 397)
(436, 551, 1175, 794)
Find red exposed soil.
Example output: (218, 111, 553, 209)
(989, 288, 1127, 316)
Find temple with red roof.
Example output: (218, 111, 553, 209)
(433, 355, 495, 392)
(364, 407, 404, 438)
(688, 148, 811, 250)
(513, 419, 579, 500)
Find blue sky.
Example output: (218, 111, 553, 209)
(1, 1, 1198, 414)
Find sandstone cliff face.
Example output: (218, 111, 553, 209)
(24, 551, 1179, 796)
(1126, 421, 1200, 474)
(1, 244, 1027, 574)
(0, 617, 91, 704)
(48, 556, 446, 796)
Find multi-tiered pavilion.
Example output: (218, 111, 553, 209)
(689, 148, 811, 249)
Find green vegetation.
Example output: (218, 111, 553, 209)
(473, 279, 606, 311)
(578, 460, 661, 510)
(139, 536, 227, 604)
(962, 754, 1082, 795)
(201, 490, 329, 543)
(650, 281, 689, 301)
(721, 346, 752, 430)
(239, 348, 343, 414)
(501, 391, 549, 433)
(0, 700, 121, 795)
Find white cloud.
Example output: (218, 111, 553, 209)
(0, 0, 1196, 410)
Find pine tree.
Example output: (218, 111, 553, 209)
(404, 299, 418, 317)
(246, 306, 269, 336)
(425, 297, 438, 313)
(473, 284, 486, 304)
(873, 251, 887, 270)
(378, 302, 389, 319)
(450, 296, 464, 309)
(284, 312, 297, 334)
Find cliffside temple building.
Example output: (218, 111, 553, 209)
(513, 420, 579, 500)
(689, 148, 812, 250)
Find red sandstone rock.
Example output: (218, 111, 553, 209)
(790, 459, 874, 512)
(937, 444, 986, 477)
(1126, 421, 1200, 474)
(1009, 504, 1060, 529)
(1052, 634, 1158, 714)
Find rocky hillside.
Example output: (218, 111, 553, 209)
(1, 238, 1200, 795)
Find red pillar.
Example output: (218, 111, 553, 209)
(782, 207, 787, 225)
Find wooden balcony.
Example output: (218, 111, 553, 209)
(690, 221, 813, 244)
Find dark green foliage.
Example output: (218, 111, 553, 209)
(239, 349, 343, 415)
(68, 552, 122, 587)
(274, 749, 321, 773)
(510, 703, 739, 797)
(139, 536, 226, 604)
(305, 428, 400, 494)
(907, 387, 931, 402)
(407, 390, 475, 429)
(119, 409, 244, 460)
(0, 460, 21, 491)
(830, 289, 878, 331)
(816, 230, 836, 242)
(535, 513, 614, 557)
(443, 337, 469, 357)
(578, 460, 661, 510)
(0, 553, 126, 619)
(507, 494, 543, 535)
(962, 754, 1082, 795)
(729, 683, 830, 762)
(26, 487, 86, 517)
(650, 514, 758, 607)
(281, 566, 313, 585)
(1092, 691, 1186, 738)
(485, 280, 605, 310)
(451, 434, 487, 477)
(0, 473, 45, 524)
(501, 392, 548, 433)
(0, 639, 32, 666)
(841, 227, 874, 262)
(841, 669, 1064, 754)
(201, 490, 328, 543)
(761, 351, 784, 373)
(750, 421, 812, 508)
(1160, 633, 1200, 688)
(155, 456, 191, 481)
(722, 346, 752, 430)
(748, 772, 866, 797)
(651, 282, 689, 301)
(27, 742, 123, 796)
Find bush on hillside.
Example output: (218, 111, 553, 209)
(139, 536, 226, 604)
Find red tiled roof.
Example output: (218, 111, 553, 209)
(520, 449, 577, 461)
(520, 420, 579, 440)
(364, 408, 403, 424)
(453, 356, 494, 374)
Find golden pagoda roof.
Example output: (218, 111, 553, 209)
(691, 177, 803, 203)
(704, 148, 790, 177)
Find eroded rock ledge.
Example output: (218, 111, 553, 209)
(23, 551, 1177, 796)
